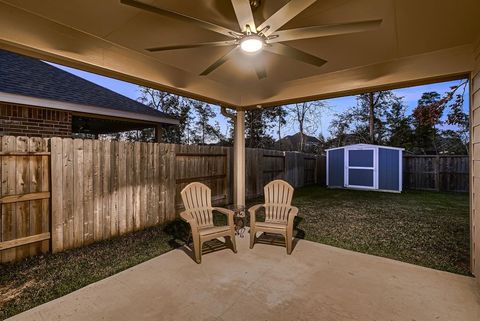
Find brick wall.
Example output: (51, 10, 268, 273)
(0, 102, 72, 137)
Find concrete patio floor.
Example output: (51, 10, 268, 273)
(8, 233, 480, 321)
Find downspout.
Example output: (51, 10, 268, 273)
(221, 106, 245, 207)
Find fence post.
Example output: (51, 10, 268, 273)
(434, 155, 440, 192)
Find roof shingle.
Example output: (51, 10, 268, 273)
(0, 49, 176, 122)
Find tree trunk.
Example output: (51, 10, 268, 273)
(278, 121, 281, 142)
(299, 124, 304, 152)
(369, 92, 375, 144)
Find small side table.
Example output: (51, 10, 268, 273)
(227, 205, 247, 238)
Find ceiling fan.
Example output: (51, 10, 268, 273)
(120, 0, 382, 80)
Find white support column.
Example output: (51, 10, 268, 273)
(233, 109, 246, 207)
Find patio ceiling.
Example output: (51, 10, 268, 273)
(0, 0, 479, 108)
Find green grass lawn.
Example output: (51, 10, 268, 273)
(288, 186, 470, 276)
(0, 186, 470, 320)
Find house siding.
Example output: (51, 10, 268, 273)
(0, 102, 72, 137)
(471, 39, 480, 282)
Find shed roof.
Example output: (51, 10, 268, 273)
(326, 144, 405, 152)
(0, 49, 178, 125)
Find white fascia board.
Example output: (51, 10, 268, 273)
(0, 91, 179, 125)
(325, 146, 345, 151)
(327, 144, 405, 151)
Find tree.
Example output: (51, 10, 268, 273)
(356, 91, 394, 144)
(328, 91, 395, 146)
(412, 91, 443, 154)
(270, 106, 288, 142)
(289, 101, 324, 152)
(244, 109, 276, 148)
(138, 87, 194, 144)
(445, 83, 469, 153)
(192, 102, 221, 145)
(412, 80, 468, 154)
(385, 97, 414, 149)
(437, 130, 468, 155)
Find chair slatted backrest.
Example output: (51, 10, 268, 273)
(264, 180, 294, 223)
(181, 182, 214, 228)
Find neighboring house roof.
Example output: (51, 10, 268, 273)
(0, 49, 178, 125)
(279, 132, 321, 147)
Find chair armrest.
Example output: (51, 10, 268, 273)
(287, 206, 299, 226)
(180, 211, 197, 229)
(248, 204, 264, 226)
(212, 207, 235, 227)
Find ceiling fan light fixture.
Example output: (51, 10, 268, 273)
(240, 35, 264, 53)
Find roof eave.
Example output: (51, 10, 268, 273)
(0, 91, 179, 125)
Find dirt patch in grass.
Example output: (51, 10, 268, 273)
(0, 222, 189, 320)
(281, 187, 470, 276)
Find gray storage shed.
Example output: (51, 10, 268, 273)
(326, 144, 404, 192)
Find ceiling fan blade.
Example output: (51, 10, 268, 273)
(253, 60, 267, 80)
(257, 0, 317, 36)
(120, 0, 242, 37)
(265, 43, 326, 67)
(231, 0, 256, 32)
(268, 19, 383, 43)
(200, 47, 239, 76)
(147, 40, 237, 52)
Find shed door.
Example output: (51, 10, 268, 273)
(345, 148, 377, 189)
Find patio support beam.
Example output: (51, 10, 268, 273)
(233, 109, 246, 207)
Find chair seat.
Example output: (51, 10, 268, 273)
(198, 225, 230, 236)
(254, 221, 287, 230)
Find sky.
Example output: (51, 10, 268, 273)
(50, 63, 469, 139)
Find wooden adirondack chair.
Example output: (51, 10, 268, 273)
(248, 180, 299, 254)
(180, 182, 237, 263)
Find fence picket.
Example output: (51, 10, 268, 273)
(51, 137, 63, 253)
(40, 138, 50, 253)
(110, 141, 119, 237)
(118, 141, 127, 235)
(83, 139, 94, 244)
(1, 136, 17, 261)
(62, 138, 74, 250)
(92, 140, 102, 242)
(125, 142, 134, 232)
(73, 139, 84, 248)
(133, 142, 141, 230)
(28, 137, 43, 256)
(102, 140, 111, 239)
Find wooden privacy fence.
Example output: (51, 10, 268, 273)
(0, 136, 50, 263)
(245, 149, 325, 199)
(0, 136, 325, 263)
(403, 155, 469, 192)
(4, 136, 471, 264)
(50, 138, 176, 254)
(174, 144, 231, 208)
